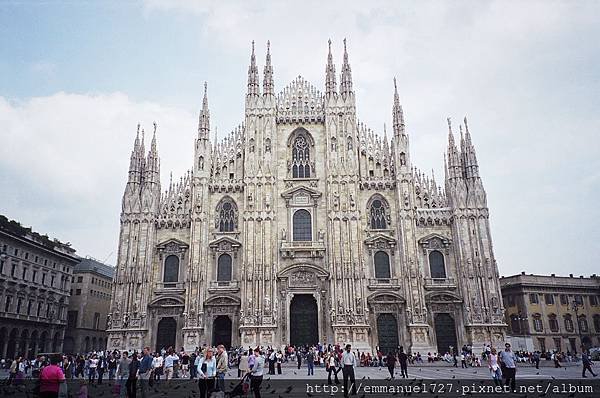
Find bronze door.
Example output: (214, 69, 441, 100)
(290, 294, 318, 347)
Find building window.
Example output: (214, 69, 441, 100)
(37, 302, 42, 317)
(369, 199, 387, 229)
(75, 289, 82, 295)
(538, 337, 546, 353)
(374, 251, 391, 279)
(574, 295, 584, 306)
(578, 316, 589, 333)
(4, 296, 11, 312)
(216, 199, 237, 232)
(41, 273, 46, 285)
(545, 294, 554, 305)
(32, 270, 37, 283)
(163, 255, 179, 284)
(51, 275, 55, 287)
(529, 293, 539, 304)
(564, 314, 574, 332)
(0, 260, 4, 274)
(93, 312, 100, 330)
(429, 250, 446, 279)
(593, 315, 600, 333)
(510, 314, 521, 334)
(217, 254, 233, 282)
(27, 300, 33, 315)
(77, 276, 83, 283)
(292, 209, 312, 241)
(45, 303, 51, 318)
(548, 314, 559, 332)
(553, 338, 561, 352)
(14, 248, 18, 256)
(11, 264, 17, 278)
(590, 296, 598, 306)
(505, 295, 515, 307)
(291, 135, 311, 178)
(560, 294, 568, 305)
(532, 314, 543, 332)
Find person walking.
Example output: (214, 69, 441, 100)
(39, 354, 66, 398)
(152, 353, 163, 383)
(249, 347, 265, 398)
(342, 344, 357, 397)
(163, 349, 178, 383)
(108, 354, 117, 380)
(296, 350, 302, 370)
(97, 355, 107, 384)
(327, 352, 340, 385)
(138, 347, 153, 398)
(88, 355, 98, 384)
(532, 351, 540, 369)
(488, 347, 503, 387)
(398, 346, 408, 378)
(116, 351, 131, 398)
(386, 351, 396, 379)
(499, 343, 517, 392)
(238, 350, 249, 378)
(582, 348, 597, 378)
(126, 353, 140, 398)
(306, 350, 314, 376)
(276, 351, 283, 375)
(216, 345, 228, 392)
(197, 349, 216, 398)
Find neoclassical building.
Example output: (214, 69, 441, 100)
(107, 40, 506, 354)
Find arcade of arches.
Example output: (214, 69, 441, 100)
(0, 326, 65, 359)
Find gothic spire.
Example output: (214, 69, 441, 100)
(339, 38, 353, 96)
(198, 82, 210, 137)
(325, 39, 337, 96)
(263, 40, 274, 96)
(128, 123, 145, 183)
(446, 117, 463, 181)
(462, 116, 479, 178)
(247, 40, 260, 96)
(392, 77, 405, 136)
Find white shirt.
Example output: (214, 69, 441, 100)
(152, 356, 163, 368)
(342, 351, 356, 367)
(164, 354, 179, 368)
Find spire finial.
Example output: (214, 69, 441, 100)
(247, 40, 260, 96)
(252, 40, 255, 54)
(325, 39, 337, 95)
(153, 121, 157, 135)
(267, 40, 270, 54)
(263, 40, 274, 96)
(137, 123, 140, 136)
(198, 81, 210, 137)
(340, 38, 353, 95)
(392, 78, 405, 135)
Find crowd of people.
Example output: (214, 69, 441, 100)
(1, 342, 597, 397)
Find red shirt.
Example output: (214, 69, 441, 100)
(40, 364, 66, 393)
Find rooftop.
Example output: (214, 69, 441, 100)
(0, 214, 76, 256)
(75, 257, 115, 279)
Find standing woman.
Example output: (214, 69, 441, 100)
(39, 354, 66, 398)
(488, 347, 502, 387)
(126, 352, 140, 398)
(197, 349, 216, 398)
(386, 351, 397, 379)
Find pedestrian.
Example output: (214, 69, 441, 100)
(97, 355, 106, 384)
(163, 348, 178, 382)
(296, 350, 302, 370)
(126, 353, 139, 398)
(39, 354, 66, 398)
(250, 347, 265, 398)
(239, 350, 249, 378)
(88, 355, 98, 384)
(152, 353, 163, 383)
(138, 347, 153, 398)
(342, 344, 357, 397)
(499, 343, 517, 392)
(216, 344, 228, 392)
(181, 351, 190, 379)
(116, 351, 131, 398)
(306, 350, 314, 376)
(581, 348, 597, 378)
(488, 347, 502, 387)
(268, 349, 276, 375)
(197, 349, 216, 398)
(327, 352, 340, 385)
(398, 346, 408, 379)
(386, 351, 396, 379)
(460, 352, 467, 368)
(276, 351, 283, 375)
(108, 354, 117, 380)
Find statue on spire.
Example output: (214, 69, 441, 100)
(340, 38, 353, 96)
(325, 39, 337, 96)
(263, 40, 274, 96)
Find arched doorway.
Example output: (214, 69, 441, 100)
(20, 330, 29, 357)
(30, 331, 39, 357)
(7, 329, 18, 359)
(52, 332, 61, 352)
(39, 331, 48, 353)
(63, 336, 74, 354)
(156, 317, 177, 352)
(377, 314, 399, 355)
(434, 313, 458, 354)
(290, 294, 318, 347)
(212, 316, 232, 349)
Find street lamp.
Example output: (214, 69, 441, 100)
(571, 299, 583, 354)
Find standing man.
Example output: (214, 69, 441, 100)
(138, 347, 153, 398)
(499, 343, 517, 392)
(306, 350, 314, 376)
(216, 345, 228, 392)
(250, 347, 265, 398)
(342, 344, 357, 397)
(398, 346, 408, 379)
(116, 351, 131, 398)
(581, 347, 597, 377)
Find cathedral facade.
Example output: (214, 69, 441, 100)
(107, 40, 506, 355)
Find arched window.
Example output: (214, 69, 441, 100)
(374, 251, 391, 279)
(548, 314, 559, 332)
(578, 315, 589, 333)
(163, 255, 179, 284)
(217, 254, 232, 282)
(564, 314, 574, 332)
(593, 315, 600, 333)
(369, 199, 387, 229)
(292, 136, 311, 178)
(217, 199, 237, 232)
(293, 209, 312, 241)
(429, 250, 446, 279)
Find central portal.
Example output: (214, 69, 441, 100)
(290, 294, 318, 347)
(212, 315, 233, 349)
(156, 317, 177, 352)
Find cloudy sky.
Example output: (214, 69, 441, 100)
(0, 1, 598, 276)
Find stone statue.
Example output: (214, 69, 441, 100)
(107, 313, 112, 329)
(281, 228, 286, 240)
(329, 308, 336, 323)
(349, 194, 356, 209)
(122, 313, 130, 328)
(318, 229, 325, 241)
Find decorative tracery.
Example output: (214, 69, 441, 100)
(368, 197, 389, 229)
(292, 135, 311, 178)
(215, 198, 238, 232)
